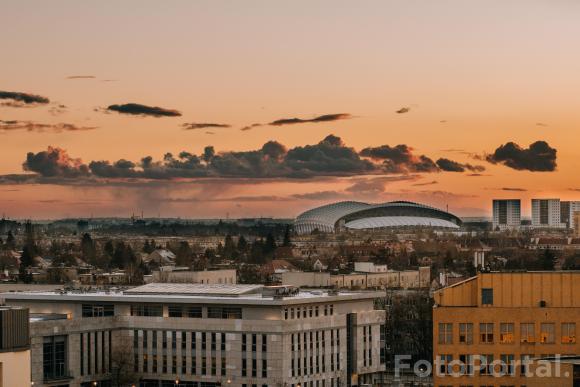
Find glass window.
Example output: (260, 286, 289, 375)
(521, 323, 535, 343)
(82, 304, 114, 317)
(130, 304, 162, 317)
(43, 335, 67, 380)
(540, 323, 555, 344)
(438, 323, 453, 344)
(479, 323, 494, 343)
(459, 323, 473, 344)
(481, 288, 493, 305)
(500, 323, 514, 343)
(562, 323, 576, 344)
(207, 306, 242, 319)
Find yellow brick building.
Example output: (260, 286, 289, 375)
(433, 271, 580, 387)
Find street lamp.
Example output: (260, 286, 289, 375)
(175, 379, 180, 385)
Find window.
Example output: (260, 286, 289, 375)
(481, 288, 493, 305)
(500, 323, 514, 344)
(562, 323, 576, 344)
(438, 323, 453, 344)
(459, 323, 473, 344)
(437, 354, 452, 375)
(479, 354, 493, 375)
(130, 304, 162, 317)
(167, 305, 202, 318)
(521, 323, 535, 343)
(540, 323, 555, 344)
(207, 306, 242, 319)
(520, 354, 532, 376)
(82, 304, 114, 317)
(459, 354, 473, 375)
(500, 354, 515, 376)
(479, 323, 494, 343)
(43, 335, 67, 380)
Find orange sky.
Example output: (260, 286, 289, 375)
(1, 1, 580, 219)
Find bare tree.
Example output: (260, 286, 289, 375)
(110, 345, 138, 387)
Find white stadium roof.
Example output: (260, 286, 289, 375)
(345, 216, 460, 230)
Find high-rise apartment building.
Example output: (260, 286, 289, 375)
(0, 305, 31, 387)
(560, 201, 580, 229)
(531, 199, 565, 228)
(433, 272, 580, 386)
(574, 211, 580, 237)
(3, 283, 386, 387)
(492, 199, 521, 230)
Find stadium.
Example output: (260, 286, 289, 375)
(294, 200, 462, 234)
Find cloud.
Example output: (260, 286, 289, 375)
(269, 113, 351, 126)
(240, 123, 262, 131)
(436, 158, 486, 172)
(0, 120, 97, 133)
(9, 135, 477, 184)
(359, 144, 438, 173)
(0, 90, 50, 107)
(485, 141, 557, 171)
(182, 122, 231, 130)
(412, 180, 438, 186)
(66, 75, 96, 79)
(396, 107, 410, 114)
(500, 187, 527, 192)
(536, 122, 549, 127)
(106, 103, 182, 117)
(48, 104, 68, 115)
(344, 176, 418, 194)
(23, 147, 89, 178)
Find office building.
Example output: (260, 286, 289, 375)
(0, 305, 31, 387)
(433, 272, 580, 386)
(492, 199, 521, 230)
(532, 199, 565, 228)
(3, 283, 386, 387)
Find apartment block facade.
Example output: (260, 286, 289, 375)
(492, 199, 521, 231)
(433, 272, 580, 387)
(531, 199, 566, 229)
(3, 283, 386, 387)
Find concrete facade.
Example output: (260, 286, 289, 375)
(3, 284, 386, 387)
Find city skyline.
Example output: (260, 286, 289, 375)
(2, 1, 580, 219)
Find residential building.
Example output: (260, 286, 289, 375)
(0, 305, 31, 387)
(3, 283, 386, 387)
(560, 201, 580, 229)
(353, 262, 387, 273)
(433, 271, 580, 386)
(575, 211, 580, 237)
(492, 199, 521, 230)
(532, 199, 565, 228)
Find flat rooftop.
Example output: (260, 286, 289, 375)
(0, 283, 383, 306)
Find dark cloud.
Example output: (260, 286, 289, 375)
(0, 90, 50, 107)
(269, 113, 351, 126)
(106, 103, 182, 117)
(0, 120, 97, 133)
(23, 147, 89, 178)
(240, 123, 262, 131)
(11, 135, 469, 183)
(182, 122, 231, 130)
(466, 173, 489, 177)
(291, 191, 345, 201)
(412, 180, 438, 186)
(485, 141, 557, 171)
(396, 107, 410, 114)
(205, 131, 215, 135)
(500, 187, 527, 192)
(436, 158, 486, 173)
(66, 75, 96, 79)
(359, 144, 438, 173)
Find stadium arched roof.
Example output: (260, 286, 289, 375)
(294, 200, 461, 234)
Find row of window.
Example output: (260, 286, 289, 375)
(436, 353, 556, 378)
(284, 304, 334, 320)
(80, 330, 112, 376)
(438, 322, 576, 345)
(362, 325, 373, 368)
(129, 304, 243, 319)
(291, 330, 341, 377)
(290, 378, 341, 387)
(133, 330, 227, 352)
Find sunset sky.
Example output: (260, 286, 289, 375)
(1, 0, 580, 219)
